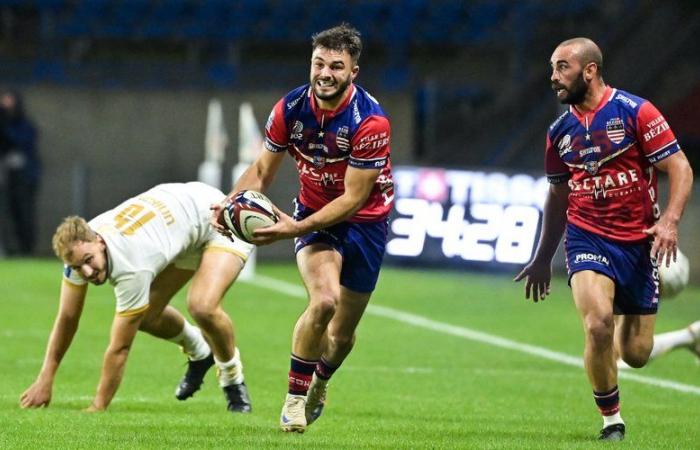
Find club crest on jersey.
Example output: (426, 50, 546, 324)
(313, 155, 326, 168)
(584, 160, 600, 175)
(606, 117, 625, 144)
(336, 126, 350, 151)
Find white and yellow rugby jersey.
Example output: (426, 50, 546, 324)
(63, 182, 253, 315)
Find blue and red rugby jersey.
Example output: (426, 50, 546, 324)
(264, 83, 394, 222)
(545, 86, 681, 243)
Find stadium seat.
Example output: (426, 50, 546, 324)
(141, 0, 187, 39)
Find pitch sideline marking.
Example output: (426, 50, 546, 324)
(250, 274, 700, 396)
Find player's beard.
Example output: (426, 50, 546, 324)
(555, 70, 588, 105)
(313, 74, 352, 102)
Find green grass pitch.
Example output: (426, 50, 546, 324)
(1, 259, 698, 449)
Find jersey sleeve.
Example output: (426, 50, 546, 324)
(263, 98, 289, 153)
(349, 115, 390, 169)
(62, 265, 87, 287)
(544, 134, 570, 184)
(636, 101, 680, 164)
(113, 271, 153, 316)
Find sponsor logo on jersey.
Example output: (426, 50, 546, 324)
(643, 116, 670, 142)
(558, 134, 573, 156)
(286, 94, 303, 110)
(352, 100, 362, 124)
(605, 117, 625, 144)
(264, 139, 282, 152)
(265, 109, 275, 132)
(648, 146, 675, 164)
(290, 120, 304, 140)
(568, 168, 640, 198)
(356, 131, 389, 151)
(297, 160, 343, 185)
(579, 146, 601, 157)
(308, 142, 327, 153)
(574, 253, 610, 266)
(549, 110, 569, 130)
(321, 172, 339, 185)
(377, 173, 395, 205)
(615, 93, 638, 108)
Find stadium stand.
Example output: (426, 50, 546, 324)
(0, 0, 698, 169)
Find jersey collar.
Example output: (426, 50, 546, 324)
(309, 83, 356, 123)
(569, 85, 614, 122)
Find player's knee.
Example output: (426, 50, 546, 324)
(187, 297, 219, 324)
(308, 294, 337, 322)
(619, 346, 651, 368)
(584, 317, 614, 347)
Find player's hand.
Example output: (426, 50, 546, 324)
(209, 201, 234, 240)
(19, 379, 52, 408)
(643, 217, 678, 267)
(250, 206, 300, 245)
(513, 260, 552, 302)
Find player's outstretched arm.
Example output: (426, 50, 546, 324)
(514, 182, 570, 301)
(644, 150, 693, 267)
(86, 312, 143, 412)
(20, 282, 87, 408)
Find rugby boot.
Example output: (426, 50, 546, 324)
(175, 353, 215, 400)
(222, 382, 252, 413)
(599, 423, 625, 441)
(305, 373, 328, 425)
(280, 394, 307, 433)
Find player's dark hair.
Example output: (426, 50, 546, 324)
(558, 37, 604, 78)
(312, 23, 362, 64)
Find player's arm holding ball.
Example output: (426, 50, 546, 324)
(254, 165, 380, 245)
(20, 281, 87, 408)
(250, 114, 389, 245)
(210, 147, 286, 235)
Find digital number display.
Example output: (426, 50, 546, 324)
(386, 167, 549, 270)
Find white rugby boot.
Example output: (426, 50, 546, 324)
(305, 373, 328, 425)
(280, 394, 307, 433)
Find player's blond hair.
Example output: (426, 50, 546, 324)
(52, 216, 97, 261)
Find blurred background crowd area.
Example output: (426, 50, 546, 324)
(0, 0, 698, 264)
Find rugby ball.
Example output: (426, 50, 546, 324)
(658, 249, 690, 299)
(221, 190, 278, 243)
